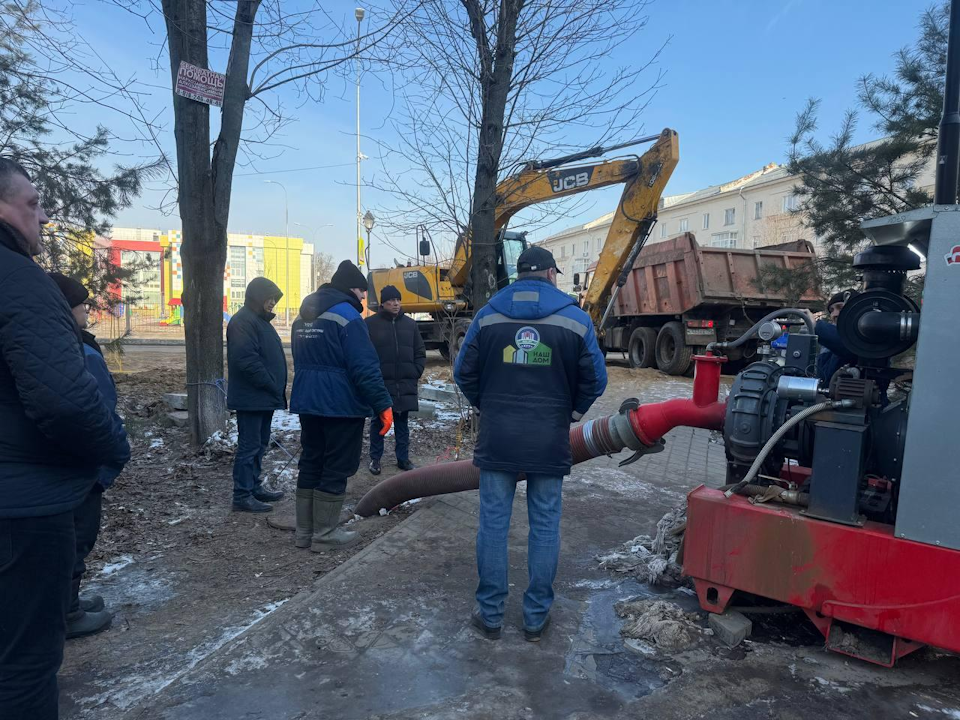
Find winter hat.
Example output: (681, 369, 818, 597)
(331, 260, 368, 294)
(48, 272, 89, 309)
(827, 289, 856, 312)
(380, 285, 402, 304)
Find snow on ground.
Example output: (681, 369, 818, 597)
(271, 410, 300, 432)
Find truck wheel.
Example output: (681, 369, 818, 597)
(656, 322, 693, 375)
(439, 345, 451, 361)
(628, 327, 657, 368)
(448, 320, 470, 360)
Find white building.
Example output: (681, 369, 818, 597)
(539, 153, 935, 294)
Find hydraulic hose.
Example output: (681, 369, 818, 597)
(357, 354, 728, 517)
(707, 308, 815, 354)
(723, 399, 853, 498)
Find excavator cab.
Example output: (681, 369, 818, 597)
(495, 230, 528, 290)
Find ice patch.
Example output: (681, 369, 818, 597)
(100, 555, 134, 576)
(571, 578, 616, 590)
(813, 677, 855, 694)
(917, 706, 960, 720)
(80, 599, 289, 711)
(149, 438, 164, 449)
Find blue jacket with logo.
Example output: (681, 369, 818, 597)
(290, 286, 392, 418)
(454, 278, 607, 476)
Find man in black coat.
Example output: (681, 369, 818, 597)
(226, 277, 288, 513)
(365, 285, 425, 474)
(0, 158, 131, 719)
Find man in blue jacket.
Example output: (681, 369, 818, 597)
(226, 277, 288, 513)
(816, 289, 857, 385)
(0, 158, 130, 719)
(49, 273, 128, 640)
(454, 246, 607, 642)
(290, 261, 393, 551)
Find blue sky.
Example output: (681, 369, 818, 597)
(66, 0, 930, 266)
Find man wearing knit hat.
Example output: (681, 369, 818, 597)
(48, 273, 128, 640)
(365, 284, 426, 474)
(290, 261, 393, 550)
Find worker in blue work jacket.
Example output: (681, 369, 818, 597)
(454, 245, 607, 643)
(290, 260, 393, 552)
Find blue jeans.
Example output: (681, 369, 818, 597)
(476, 470, 563, 631)
(369, 411, 410, 462)
(232, 410, 274, 502)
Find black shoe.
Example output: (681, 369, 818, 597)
(253, 485, 284, 502)
(397, 459, 416, 472)
(232, 496, 273, 513)
(524, 614, 551, 643)
(471, 610, 501, 640)
(66, 609, 112, 639)
(369, 460, 381, 475)
(80, 594, 105, 613)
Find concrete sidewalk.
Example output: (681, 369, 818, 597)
(126, 419, 960, 719)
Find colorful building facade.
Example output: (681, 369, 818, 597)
(107, 228, 314, 319)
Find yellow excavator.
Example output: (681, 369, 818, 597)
(367, 128, 679, 357)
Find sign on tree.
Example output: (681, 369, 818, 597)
(175, 61, 225, 107)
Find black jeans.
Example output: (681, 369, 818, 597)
(297, 415, 365, 496)
(71, 486, 103, 613)
(0, 511, 75, 720)
(369, 411, 410, 463)
(233, 410, 274, 502)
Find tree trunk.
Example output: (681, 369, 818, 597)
(464, 0, 524, 311)
(162, 0, 261, 445)
(163, 0, 227, 444)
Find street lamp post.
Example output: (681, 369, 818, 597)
(355, 7, 365, 269)
(264, 179, 290, 323)
(362, 210, 375, 269)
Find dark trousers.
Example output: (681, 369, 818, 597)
(369, 411, 410, 463)
(0, 511, 75, 720)
(297, 415, 365, 496)
(70, 486, 103, 613)
(233, 410, 274, 502)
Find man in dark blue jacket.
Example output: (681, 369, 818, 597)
(290, 261, 393, 551)
(454, 246, 607, 642)
(0, 158, 130, 719)
(49, 273, 128, 640)
(226, 277, 288, 513)
(816, 289, 857, 385)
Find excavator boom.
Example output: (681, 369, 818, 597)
(581, 129, 680, 328)
(447, 131, 675, 288)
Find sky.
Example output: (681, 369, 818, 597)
(61, 0, 931, 267)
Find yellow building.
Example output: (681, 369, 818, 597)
(110, 227, 314, 320)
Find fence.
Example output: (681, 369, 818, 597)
(93, 304, 296, 343)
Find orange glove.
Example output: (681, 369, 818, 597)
(378, 408, 394, 436)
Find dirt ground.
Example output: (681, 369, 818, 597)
(58, 349, 466, 718)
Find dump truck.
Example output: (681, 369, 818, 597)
(578, 233, 819, 374)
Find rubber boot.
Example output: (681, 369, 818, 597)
(80, 594, 105, 613)
(66, 608, 112, 639)
(294, 488, 313, 549)
(311, 490, 359, 551)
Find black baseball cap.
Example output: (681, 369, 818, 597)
(516, 246, 561, 274)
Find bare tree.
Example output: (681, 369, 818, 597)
(102, 0, 415, 443)
(314, 251, 336, 288)
(372, 0, 663, 307)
